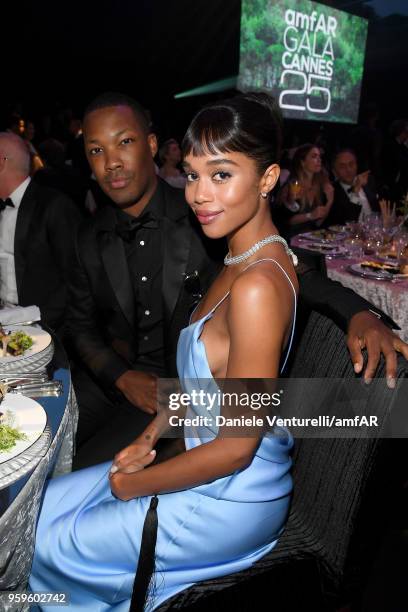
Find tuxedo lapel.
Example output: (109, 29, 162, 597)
(161, 185, 192, 323)
(14, 181, 38, 299)
(97, 210, 135, 331)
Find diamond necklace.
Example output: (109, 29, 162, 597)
(224, 234, 298, 266)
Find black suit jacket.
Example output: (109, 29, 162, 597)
(325, 177, 379, 227)
(15, 180, 82, 331)
(66, 180, 223, 389)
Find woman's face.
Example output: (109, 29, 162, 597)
(301, 147, 322, 174)
(183, 150, 265, 239)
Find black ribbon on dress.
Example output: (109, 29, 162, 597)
(129, 495, 159, 611)
(116, 213, 158, 243)
(0, 198, 14, 212)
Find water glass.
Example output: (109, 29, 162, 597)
(346, 238, 364, 259)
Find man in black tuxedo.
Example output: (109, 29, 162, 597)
(325, 148, 379, 227)
(68, 94, 408, 470)
(67, 93, 221, 468)
(0, 132, 82, 332)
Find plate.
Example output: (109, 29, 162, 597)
(329, 225, 347, 233)
(297, 230, 336, 243)
(0, 393, 47, 463)
(347, 263, 408, 281)
(299, 242, 347, 256)
(0, 326, 51, 363)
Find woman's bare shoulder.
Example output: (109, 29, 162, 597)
(228, 260, 296, 318)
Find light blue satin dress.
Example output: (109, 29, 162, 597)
(29, 259, 295, 611)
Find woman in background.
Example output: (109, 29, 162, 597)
(278, 143, 334, 237)
(158, 138, 186, 189)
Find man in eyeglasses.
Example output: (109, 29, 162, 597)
(0, 132, 81, 332)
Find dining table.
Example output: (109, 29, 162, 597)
(0, 328, 78, 611)
(291, 233, 408, 343)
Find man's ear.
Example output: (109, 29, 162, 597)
(148, 133, 158, 158)
(260, 163, 280, 195)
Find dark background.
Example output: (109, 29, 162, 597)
(2, 0, 408, 144)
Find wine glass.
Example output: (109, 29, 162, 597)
(394, 229, 408, 264)
(287, 180, 301, 213)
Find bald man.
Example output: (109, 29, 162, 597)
(0, 133, 82, 332)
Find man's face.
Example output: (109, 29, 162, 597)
(334, 152, 357, 185)
(83, 105, 157, 210)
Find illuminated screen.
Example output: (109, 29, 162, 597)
(238, 0, 368, 123)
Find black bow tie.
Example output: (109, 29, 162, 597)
(0, 198, 14, 212)
(115, 212, 158, 243)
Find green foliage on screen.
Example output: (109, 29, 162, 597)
(238, 0, 368, 123)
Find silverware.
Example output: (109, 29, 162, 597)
(0, 375, 49, 386)
(10, 381, 63, 397)
(12, 381, 61, 391)
(0, 320, 38, 327)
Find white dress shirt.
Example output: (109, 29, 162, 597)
(340, 181, 372, 222)
(0, 177, 31, 306)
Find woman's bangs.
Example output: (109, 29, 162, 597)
(182, 109, 235, 158)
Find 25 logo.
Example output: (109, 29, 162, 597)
(279, 70, 331, 114)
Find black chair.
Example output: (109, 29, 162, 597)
(157, 311, 408, 611)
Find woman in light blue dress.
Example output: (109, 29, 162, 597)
(29, 92, 298, 610)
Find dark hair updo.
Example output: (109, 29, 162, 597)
(182, 92, 283, 174)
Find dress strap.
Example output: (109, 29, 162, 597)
(208, 290, 231, 315)
(240, 258, 297, 373)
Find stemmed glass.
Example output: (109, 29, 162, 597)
(394, 228, 408, 264)
(345, 222, 364, 259)
(287, 180, 301, 212)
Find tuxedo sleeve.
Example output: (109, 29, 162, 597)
(66, 233, 130, 388)
(299, 268, 399, 332)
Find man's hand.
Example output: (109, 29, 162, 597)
(353, 170, 370, 193)
(115, 370, 158, 414)
(110, 437, 156, 475)
(347, 311, 408, 388)
(379, 199, 397, 228)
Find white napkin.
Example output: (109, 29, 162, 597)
(0, 305, 41, 325)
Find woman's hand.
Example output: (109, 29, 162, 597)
(110, 438, 156, 475)
(323, 181, 334, 206)
(310, 205, 328, 221)
(109, 471, 146, 501)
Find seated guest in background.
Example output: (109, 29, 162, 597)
(325, 148, 379, 227)
(158, 138, 186, 188)
(0, 132, 82, 333)
(22, 119, 44, 175)
(277, 143, 334, 238)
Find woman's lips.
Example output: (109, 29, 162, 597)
(195, 210, 223, 225)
